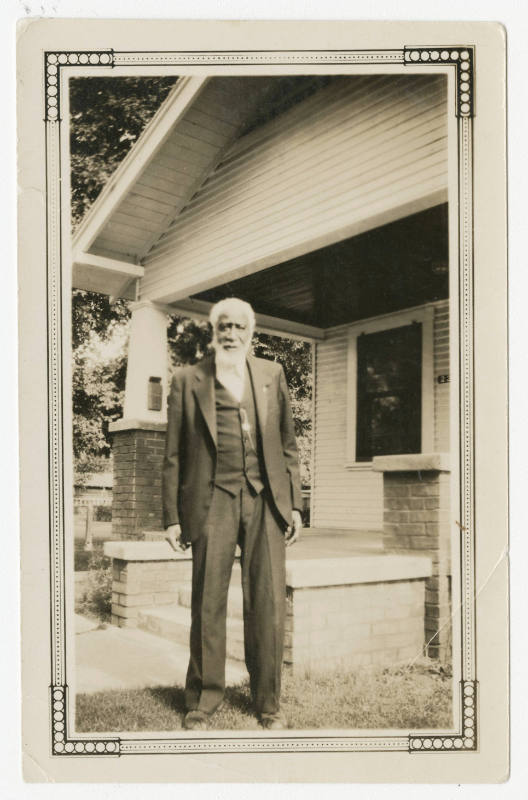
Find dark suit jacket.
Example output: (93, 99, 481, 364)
(162, 353, 302, 542)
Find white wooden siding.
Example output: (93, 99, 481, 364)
(312, 301, 450, 530)
(141, 74, 448, 303)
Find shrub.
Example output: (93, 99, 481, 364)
(76, 547, 112, 622)
(94, 504, 112, 521)
(74, 545, 92, 572)
(74, 539, 106, 571)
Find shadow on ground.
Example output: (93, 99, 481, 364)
(75, 661, 453, 733)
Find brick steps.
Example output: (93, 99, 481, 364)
(137, 600, 246, 662)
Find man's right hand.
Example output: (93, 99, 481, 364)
(165, 524, 189, 553)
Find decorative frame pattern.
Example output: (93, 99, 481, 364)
(45, 47, 476, 756)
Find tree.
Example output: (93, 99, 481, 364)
(253, 333, 312, 487)
(72, 320, 129, 476)
(167, 316, 212, 369)
(70, 76, 178, 228)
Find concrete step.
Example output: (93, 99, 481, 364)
(76, 618, 248, 693)
(178, 583, 245, 621)
(137, 603, 246, 662)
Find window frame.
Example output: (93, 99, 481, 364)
(345, 305, 434, 469)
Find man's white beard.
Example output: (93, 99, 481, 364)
(212, 339, 249, 373)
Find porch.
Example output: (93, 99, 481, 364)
(104, 526, 432, 677)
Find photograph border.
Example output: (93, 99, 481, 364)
(45, 45, 477, 757)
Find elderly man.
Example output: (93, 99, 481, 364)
(162, 297, 302, 730)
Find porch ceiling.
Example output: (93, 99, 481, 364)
(192, 204, 449, 329)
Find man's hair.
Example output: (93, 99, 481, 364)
(209, 297, 256, 332)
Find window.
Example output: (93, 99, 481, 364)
(356, 324, 422, 461)
(346, 306, 434, 466)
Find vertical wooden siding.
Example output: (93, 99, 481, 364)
(141, 74, 448, 302)
(312, 301, 450, 530)
(312, 325, 384, 530)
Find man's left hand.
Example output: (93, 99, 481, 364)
(285, 510, 302, 547)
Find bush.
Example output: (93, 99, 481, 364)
(94, 504, 112, 521)
(76, 546, 112, 622)
(75, 546, 92, 572)
(74, 539, 107, 571)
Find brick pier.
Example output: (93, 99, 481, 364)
(283, 554, 431, 675)
(373, 453, 451, 660)
(109, 419, 167, 540)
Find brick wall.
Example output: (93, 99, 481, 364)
(111, 557, 191, 627)
(284, 579, 426, 676)
(104, 542, 431, 674)
(382, 470, 451, 659)
(111, 424, 166, 540)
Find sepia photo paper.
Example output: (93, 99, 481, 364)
(17, 18, 508, 783)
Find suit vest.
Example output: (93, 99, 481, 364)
(214, 365, 265, 496)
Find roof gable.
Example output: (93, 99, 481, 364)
(72, 76, 340, 297)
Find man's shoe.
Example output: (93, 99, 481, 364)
(259, 712, 287, 730)
(183, 710, 211, 730)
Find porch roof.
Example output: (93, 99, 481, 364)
(72, 75, 337, 299)
(191, 203, 448, 330)
(73, 73, 448, 334)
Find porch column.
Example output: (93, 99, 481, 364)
(372, 454, 451, 661)
(109, 301, 169, 540)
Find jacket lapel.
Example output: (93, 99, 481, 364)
(192, 355, 217, 448)
(247, 355, 269, 435)
(193, 354, 270, 447)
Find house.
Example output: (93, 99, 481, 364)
(73, 74, 452, 673)
(73, 472, 113, 547)
(73, 471, 113, 514)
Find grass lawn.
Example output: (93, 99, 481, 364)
(76, 660, 452, 732)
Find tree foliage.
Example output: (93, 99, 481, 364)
(73, 320, 128, 474)
(253, 333, 312, 485)
(70, 76, 178, 227)
(167, 316, 212, 368)
(72, 291, 130, 351)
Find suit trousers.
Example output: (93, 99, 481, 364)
(184, 483, 286, 716)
